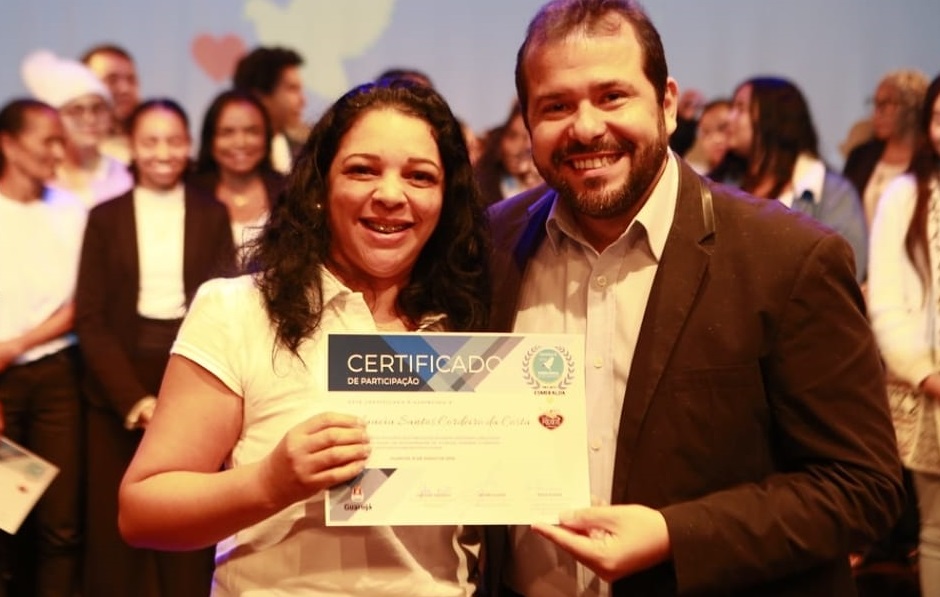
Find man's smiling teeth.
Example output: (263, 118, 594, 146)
(570, 155, 619, 170)
(364, 221, 410, 233)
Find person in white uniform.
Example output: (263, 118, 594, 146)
(0, 98, 86, 597)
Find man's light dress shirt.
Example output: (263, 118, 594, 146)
(509, 153, 679, 597)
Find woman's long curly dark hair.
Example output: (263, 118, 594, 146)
(245, 81, 490, 356)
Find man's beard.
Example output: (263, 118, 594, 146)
(539, 118, 668, 219)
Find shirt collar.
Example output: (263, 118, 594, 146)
(134, 183, 185, 205)
(544, 150, 679, 261)
(320, 266, 447, 330)
(780, 153, 825, 207)
(321, 266, 351, 306)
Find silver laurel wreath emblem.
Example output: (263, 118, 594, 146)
(522, 345, 576, 391)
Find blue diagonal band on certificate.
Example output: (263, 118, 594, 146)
(325, 332, 590, 526)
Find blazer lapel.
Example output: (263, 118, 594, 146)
(611, 162, 716, 501)
(116, 192, 140, 294)
(489, 189, 554, 332)
(182, 188, 202, 301)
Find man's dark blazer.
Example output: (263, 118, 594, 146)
(484, 159, 904, 595)
(75, 185, 235, 419)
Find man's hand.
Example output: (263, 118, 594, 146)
(531, 504, 671, 582)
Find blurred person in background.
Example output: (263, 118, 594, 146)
(76, 98, 234, 597)
(191, 89, 285, 262)
(844, 69, 928, 227)
(475, 100, 543, 206)
(867, 73, 940, 597)
(234, 46, 307, 174)
(22, 49, 132, 209)
(0, 98, 85, 597)
(82, 43, 141, 164)
(682, 98, 730, 176)
(668, 87, 704, 156)
(718, 76, 868, 281)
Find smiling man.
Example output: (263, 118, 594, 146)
(484, 0, 904, 595)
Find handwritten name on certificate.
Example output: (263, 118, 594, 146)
(324, 332, 590, 526)
(0, 437, 59, 534)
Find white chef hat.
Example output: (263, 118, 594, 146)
(21, 49, 112, 109)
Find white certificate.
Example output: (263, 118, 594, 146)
(325, 332, 590, 526)
(0, 436, 59, 534)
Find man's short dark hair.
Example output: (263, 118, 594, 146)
(233, 47, 304, 96)
(80, 43, 134, 65)
(514, 0, 668, 119)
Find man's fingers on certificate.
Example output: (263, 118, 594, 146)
(531, 505, 671, 582)
(531, 518, 621, 581)
(558, 506, 619, 532)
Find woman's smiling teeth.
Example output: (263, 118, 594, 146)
(363, 220, 411, 233)
(570, 155, 619, 170)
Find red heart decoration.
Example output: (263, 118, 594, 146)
(191, 34, 246, 82)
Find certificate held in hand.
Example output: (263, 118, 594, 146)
(325, 332, 590, 526)
(0, 436, 59, 534)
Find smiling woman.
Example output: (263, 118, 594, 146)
(326, 107, 444, 299)
(74, 98, 235, 597)
(191, 89, 285, 262)
(117, 81, 490, 597)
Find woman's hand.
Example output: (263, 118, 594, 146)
(258, 412, 371, 509)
